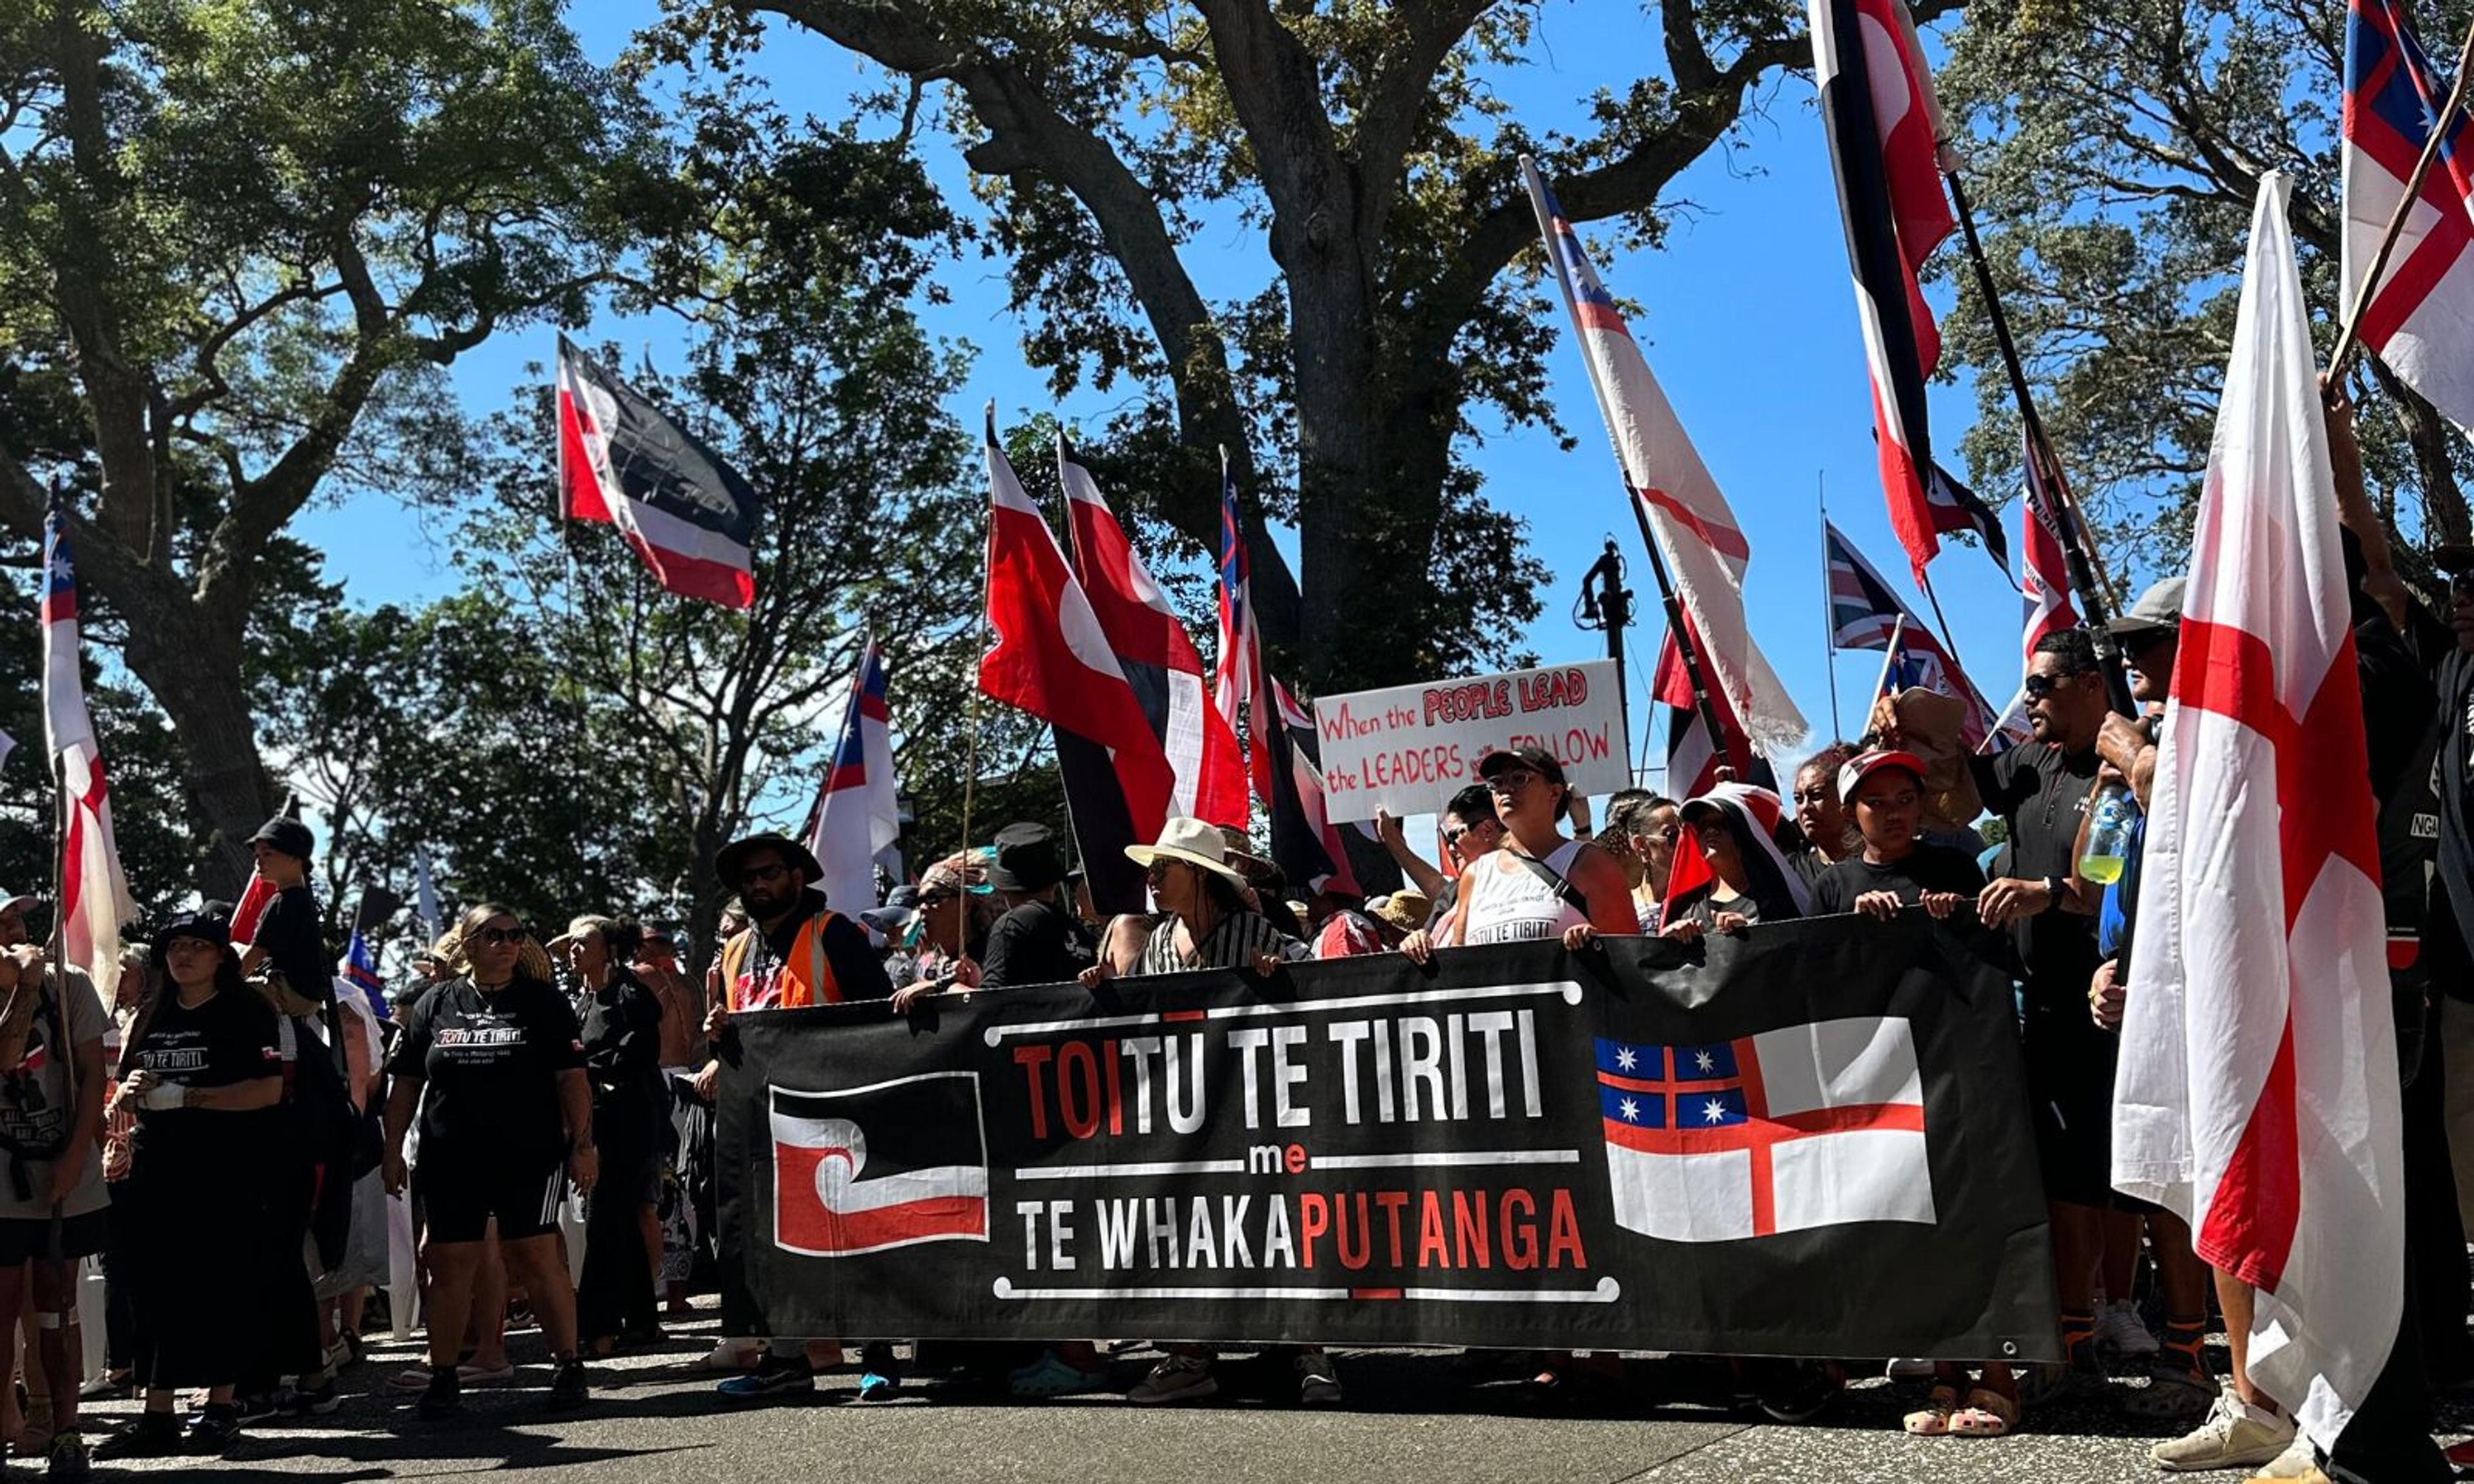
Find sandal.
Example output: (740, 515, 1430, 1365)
(1946, 1385, 2020, 1438)
(1903, 1384, 1961, 1436)
(387, 1364, 435, 1393)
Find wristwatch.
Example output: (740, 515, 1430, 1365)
(2043, 874, 2066, 909)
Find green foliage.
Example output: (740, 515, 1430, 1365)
(1937, 0, 2474, 579)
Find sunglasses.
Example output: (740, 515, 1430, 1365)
(1443, 822, 1495, 846)
(737, 862, 792, 888)
(1656, 823, 1681, 844)
(1486, 768, 1541, 792)
(2022, 670, 2083, 700)
(475, 925, 529, 947)
(916, 888, 959, 908)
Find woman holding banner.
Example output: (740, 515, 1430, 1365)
(1401, 745, 1638, 963)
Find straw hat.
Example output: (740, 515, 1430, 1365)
(1372, 890, 1431, 933)
(1126, 817, 1249, 888)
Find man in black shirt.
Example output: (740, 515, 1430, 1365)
(241, 817, 331, 1005)
(975, 823, 1095, 991)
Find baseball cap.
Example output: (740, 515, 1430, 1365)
(1478, 745, 1567, 790)
(1836, 749, 1928, 805)
(2104, 576, 2187, 640)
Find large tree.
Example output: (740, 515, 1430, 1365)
(647, 0, 1850, 697)
(1935, 0, 2472, 571)
(0, 0, 656, 893)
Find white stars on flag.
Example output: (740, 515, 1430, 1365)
(1694, 1049, 1717, 1073)
(1618, 1098, 1641, 1123)
(1615, 1046, 1638, 1072)
(1702, 1099, 1730, 1124)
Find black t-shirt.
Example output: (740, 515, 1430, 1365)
(128, 989, 284, 1169)
(981, 899, 1097, 989)
(1812, 844, 1989, 916)
(1969, 741, 2101, 1000)
(253, 885, 333, 1004)
(387, 975, 583, 1168)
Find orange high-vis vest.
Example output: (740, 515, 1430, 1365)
(720, 911, 849, 1011)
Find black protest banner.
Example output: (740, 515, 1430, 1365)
(717, 914, 2059, 1362)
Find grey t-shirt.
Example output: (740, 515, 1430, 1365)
(0, 967, 110, 1219)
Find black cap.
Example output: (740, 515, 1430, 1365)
(988, 822, 1068, 893)
(714, 832, 823, 887)
(148, 912, 231, 959)
(1478, 744, 1567, 790)
(2435, 544, 2474, 577)
(249, 816, 314, 861)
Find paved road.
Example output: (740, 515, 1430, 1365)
(73, 1309, 2474, 1484)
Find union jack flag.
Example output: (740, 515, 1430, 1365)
(1825, 520, 1999, 748)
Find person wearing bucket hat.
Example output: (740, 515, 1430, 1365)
(240, 815, 333, 1007)
(946, 824, 1093, 999)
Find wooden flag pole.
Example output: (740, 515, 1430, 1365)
(2331, 12, 2474, 381)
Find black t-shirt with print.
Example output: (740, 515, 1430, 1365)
(253, 884, 333, 1003)
(128, 989, 285, 1168)
(387, 975, 583, 1168)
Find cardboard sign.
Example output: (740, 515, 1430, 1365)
(1310, 660, 1629, 823)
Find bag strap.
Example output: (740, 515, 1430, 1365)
(1510, 846, 1591, 917)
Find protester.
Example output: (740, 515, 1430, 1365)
(1600, 790, 1680, 927)
(96, 915, 282, 1460)
(382, 904, 594, 1418)
(240, 817, 332, 1003)
(630, 929, 703, 1318)
(1079, 819, 1323, 1405)
(948, 823, 1093, 993)
(1880, 629, 2116, 1413)
(1790, 743, 1862, 879)
(1660, 784, 1810, 937)
(0, 924, 108, 1477)
(1375, 785, 1505, 929)
(880, 853, 997, 1018)
(557, 916, 667, 1356)
(1811, 751, 1985, 922)
(1401, 748, 1638, 963)
(702, 833, 896, 1403)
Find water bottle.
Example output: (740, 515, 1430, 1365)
(2079, 781, 2135, 886)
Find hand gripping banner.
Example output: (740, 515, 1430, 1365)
(717, 917, 2058, 1361)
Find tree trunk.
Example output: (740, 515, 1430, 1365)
(117, 614, 274, 899)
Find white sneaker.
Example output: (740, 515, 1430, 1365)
(2098, 1298, 2160, 1357)
(2150, 1388, 2297, 1472)
(2248, 1433, 2319, 1480)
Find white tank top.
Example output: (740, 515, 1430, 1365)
(1459, 841, 1591, 945)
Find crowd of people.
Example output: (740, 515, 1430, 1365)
(0, 399, 2455, 1484)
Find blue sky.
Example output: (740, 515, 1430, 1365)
(296, 0, 2091, 790)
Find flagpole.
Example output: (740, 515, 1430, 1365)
(2331, 13, 2474, 381)
(1944, 171, 2137, 718)
(964, 405, 1001, 875)
(1819, 473, 1843, 742)
(1870, 614, 1908, 705)
(1519, 156, 1734, 768)
(40, 493, 75, 1249)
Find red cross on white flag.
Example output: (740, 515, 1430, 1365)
(2114, 173, 2403, 1451)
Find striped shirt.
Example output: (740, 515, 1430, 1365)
(1135, 910, 1302, 976)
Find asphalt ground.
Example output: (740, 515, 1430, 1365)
(66, 1306, 2474, 1484)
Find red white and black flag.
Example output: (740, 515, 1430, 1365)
(1059, 439, 1249, 831)
(1810, 0, 1964, 579)
(555, 336, 760, 609)
(1653, 619, 1776, 801)
(979, 415, 1177, 915)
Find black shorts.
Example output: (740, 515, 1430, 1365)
(416, 1159, 567, 1244)
(2020, 997, 2122, 1208)
(0, 1208, 107, 1265)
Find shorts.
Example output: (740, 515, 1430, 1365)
(2020, 996, 2122, 1208)
(416, 1159, 568, 1244)
(0, 1208, 107, 1265)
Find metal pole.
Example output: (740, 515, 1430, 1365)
(1945, 171, 2136, 718)
(1819, 475, 1843, 742)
